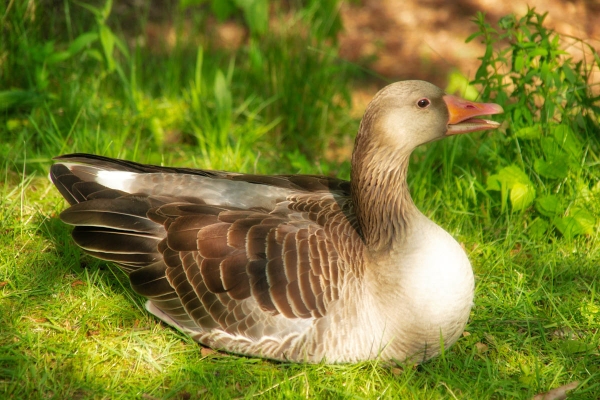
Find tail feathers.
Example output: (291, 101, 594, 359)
(50, 163, 128, 204)
(73, 181, 125, 201)
(60, 198, 165, 235)
(52, 158, 201, 332)
(71, 226, 163, 271)
(51, 164, 84, 205)
(52, 163, 167, 272)
(83, 247, 162, 271)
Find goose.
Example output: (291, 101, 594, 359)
(50, 80, 503, 363)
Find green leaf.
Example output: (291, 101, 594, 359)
(248, 39, 264, 72)
(46, 32, 100, 65)
(498, 14, 516, 29)
(487, 165, 531, 188)
(528, 48, 548, 57)
(214, 69, 232, 119)
(84, 49, 104, 62)
(46, 51, 72, 65)
(535, 195, 562, 217)
(100, 0, 113, 21)
(552, 124, 582, 163)
(510, 182, 536, 211)
(486, 175, 501, 191)
(537, 125, 582, 176)
(465, 31, 484, 43)
(528, 217, 549, 238)
(486, 165, 536, 211)
(534, 157, 569, 179)
(235, 0, 268, 35)
(445, 70, 480, 101)
(514, 53, 524, 71)
(554, 217, 579, 239)
(540, 136, 560, 159)
(562, 64, 577, 84)
(68, 32, 99, 55)
(514, 124, 542, 139)
(554, 207, 596, 239)
(0, 90, 44, 111)
(99, 25, 116, 71)
(570, 207, 596, 234)
(559, 339, 596, 354)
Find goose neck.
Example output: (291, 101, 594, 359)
(350, 140, 418, 252)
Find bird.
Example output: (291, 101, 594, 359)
(50, 80, 503, 363)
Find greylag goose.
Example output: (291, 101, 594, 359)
(50, 80, 503, 363)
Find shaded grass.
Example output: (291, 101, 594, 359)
(1, 1, 599, 399)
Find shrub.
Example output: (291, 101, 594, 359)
(468, 9, 600, 239)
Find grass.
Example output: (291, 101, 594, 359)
(1, 1, 599, 399)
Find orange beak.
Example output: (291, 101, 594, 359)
(443, 95, 504, 135)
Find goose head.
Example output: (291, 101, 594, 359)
(354, 80, 504, 155)
(350, 80, 504, 249)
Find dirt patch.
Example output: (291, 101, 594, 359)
(339, 0, 600, 89)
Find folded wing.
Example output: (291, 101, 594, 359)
(50, 155, 362, 344)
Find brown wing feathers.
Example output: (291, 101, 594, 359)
(51, 157, 350, 341)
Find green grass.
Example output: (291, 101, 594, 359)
(1, 2, 599, 399)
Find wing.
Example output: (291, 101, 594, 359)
(50, 155, 363, 344)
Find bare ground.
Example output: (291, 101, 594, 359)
(339, 0, 600, 86)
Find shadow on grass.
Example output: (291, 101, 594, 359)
(0, 212, 308, 397)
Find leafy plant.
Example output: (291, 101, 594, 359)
(74, 0, 130, 77)
(468, 9, 600, 239)
(0, 3, 100, 111)
(183, 47, 282, 170)
(180, 0, 269, 35)
(487, 164, 536, 212)
(178, 0, 343, 41)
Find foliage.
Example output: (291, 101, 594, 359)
(0, 1, 352, 170)
(181, 0, 270, 35)
(487, 164, 536, 212)
(468, 8, 600, 239)
(178, 0, 343, 41)
(0, 2, 598, 399)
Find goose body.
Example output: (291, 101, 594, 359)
(51, 80, 503, 363)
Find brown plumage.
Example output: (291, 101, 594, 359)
(51, 80, 503, 363)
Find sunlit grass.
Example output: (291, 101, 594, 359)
(1, 175, 598, 398)
(1, 1, 599, 399)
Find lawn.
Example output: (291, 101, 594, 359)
(1, 1, 599, 399)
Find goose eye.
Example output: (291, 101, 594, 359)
(417, 98, 430, 108)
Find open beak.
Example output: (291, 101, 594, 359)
(443, 95, 504, 135)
